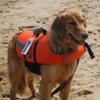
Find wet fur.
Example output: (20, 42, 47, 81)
(8, 8, 87, 100)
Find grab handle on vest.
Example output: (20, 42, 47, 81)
(34, 27, 47, 37)
(84, 42, 95, 59)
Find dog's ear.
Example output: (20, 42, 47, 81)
(51, 15, 67, 34)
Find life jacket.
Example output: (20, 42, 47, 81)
(16, 30, 86, 64)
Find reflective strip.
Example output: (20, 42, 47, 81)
(16, 40, 25, 48)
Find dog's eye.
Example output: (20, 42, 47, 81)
(68, 21, 76, 26)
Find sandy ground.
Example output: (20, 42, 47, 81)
(0, 0, 100, 100)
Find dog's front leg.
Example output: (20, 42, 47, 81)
(40, 79, 54, 100)
(60, 79, 73, 100)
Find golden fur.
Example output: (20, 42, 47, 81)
(8, 8, 88, 100)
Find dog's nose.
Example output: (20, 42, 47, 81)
(81, 33, 89, 39)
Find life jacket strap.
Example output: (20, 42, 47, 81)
(16, 40, 25, 48)
(33, 40, 39, 63)
(84, 42, 95, 59)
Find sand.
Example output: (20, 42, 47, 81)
(0, 0, 100, 100)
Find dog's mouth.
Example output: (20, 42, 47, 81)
(69, 33, 95, 59)
(69, 33, 85, 45)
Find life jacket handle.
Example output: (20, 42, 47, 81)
(34, 27, 47, 37)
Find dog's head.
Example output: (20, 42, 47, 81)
(51, 8, 88, 45)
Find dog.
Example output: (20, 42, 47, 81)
(8, 8, 88, 100)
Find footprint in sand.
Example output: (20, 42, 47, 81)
(77, 90, 93, 96)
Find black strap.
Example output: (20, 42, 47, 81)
(33, 41, 39, 63)
(84, 42, 95, 59)
(33, 35, 45, 63)
(51, 75, 73, 96)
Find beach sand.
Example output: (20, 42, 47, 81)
(0, 0, 100, 100)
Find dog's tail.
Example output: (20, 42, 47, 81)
(8, 33, 26, 95)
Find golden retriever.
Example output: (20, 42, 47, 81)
(8, 8, 88, 100)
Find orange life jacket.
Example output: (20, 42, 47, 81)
(16, 30, 86, 64)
